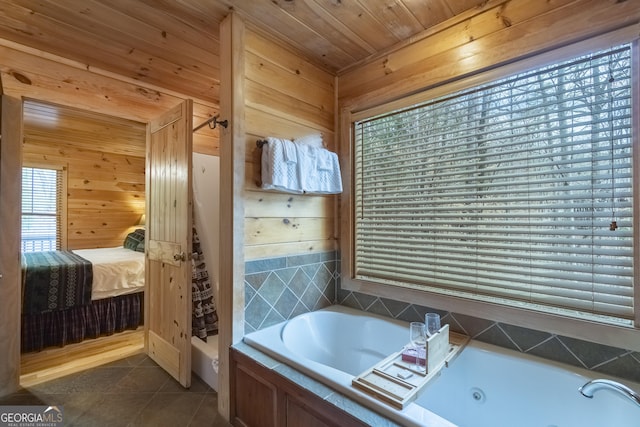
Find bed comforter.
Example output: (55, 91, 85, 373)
(21, 250, 93, 315)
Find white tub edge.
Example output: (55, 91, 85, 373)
(191, 335, 219, 391)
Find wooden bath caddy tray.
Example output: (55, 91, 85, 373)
(352, 325, 469, 409)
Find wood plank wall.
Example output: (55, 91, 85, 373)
(0, 95, 23, 396)
(338, 0, 640, 111)
(0, 43, 221, 250)
(0, 43, 220, 156)
(243, 29, 337, 260)
(22, 101, 146, 249)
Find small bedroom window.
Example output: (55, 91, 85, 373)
(349, 37, 637, 329)
(21, 165, 67, 252)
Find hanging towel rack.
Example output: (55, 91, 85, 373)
(256, 139, 268, 148)
(193, 115, 228, 132)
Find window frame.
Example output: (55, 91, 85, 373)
(21, 163, 68, 252)
(340, 27, 640, 352)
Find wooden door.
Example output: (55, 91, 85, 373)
(145, 99, 193, 387)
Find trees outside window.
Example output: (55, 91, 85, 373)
(353, 43, 634, 326)
(21, 166, 66, 252)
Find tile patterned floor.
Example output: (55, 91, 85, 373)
(0, 353, 231, 427)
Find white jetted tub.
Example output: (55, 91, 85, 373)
(243, 305, 640, 427)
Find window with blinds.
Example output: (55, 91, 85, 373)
(354, 43, 635, 326)
(21, 166, 64, 252)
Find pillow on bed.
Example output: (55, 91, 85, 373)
(135, 240, 145, 253)
(124, 229, 145, 251)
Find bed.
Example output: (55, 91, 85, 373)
(21, 231, 146, 353)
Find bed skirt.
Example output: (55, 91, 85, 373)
(21, 292, 144, 353)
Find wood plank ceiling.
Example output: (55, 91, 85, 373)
(0, 0, 483, 106)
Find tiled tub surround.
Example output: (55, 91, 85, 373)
(338, 289, 640, 384)
(244, 251, 640, 383)
(244, 252, 338, 334)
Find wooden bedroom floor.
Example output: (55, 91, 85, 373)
(20, 328, 145, 387)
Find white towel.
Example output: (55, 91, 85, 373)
(261, 137, 303, 194)
(317, 148, 333, 171)
(280, 137, 297, 163)
(294, 133, 324, 149)
(295, 144, 315, 192)
(315, 150, 343, 194)
(260, 135, 342, 194)
(295, 142, 343, 194)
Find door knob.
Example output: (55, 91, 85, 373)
(173, 252, 186, 262)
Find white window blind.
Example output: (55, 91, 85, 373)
(21, 167, 63, 252)
(354, 44, 634, 326)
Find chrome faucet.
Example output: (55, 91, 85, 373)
(579, 379, 640, 408)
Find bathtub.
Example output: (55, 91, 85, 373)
(243, 305, 640, 427)
(191, 335, 219, 391)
